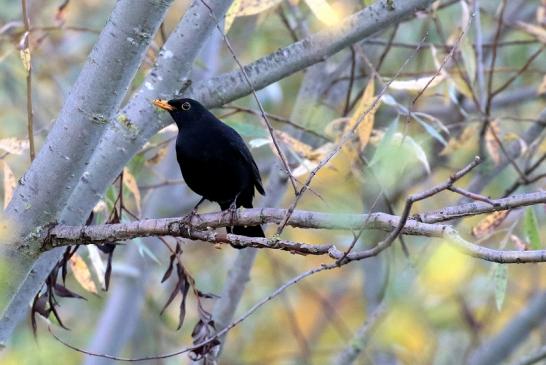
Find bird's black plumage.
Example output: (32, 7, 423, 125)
(153, 98, 265, 238)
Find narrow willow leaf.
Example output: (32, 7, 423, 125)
(494, 263, 508, 311)
(1, 161, 17, 209)
(413, 115, 447, 146)
(224, 0, 283, 32)
(369, 117, 399, 167)
(346, 79, 378, 151)
(70, 254, 98, 294)
(123, 167, 141, 214)
(524, 207, 541, 250)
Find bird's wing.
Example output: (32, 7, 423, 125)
(228, 138, 265, 196)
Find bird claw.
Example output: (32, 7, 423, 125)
(184, 198, 205, 236)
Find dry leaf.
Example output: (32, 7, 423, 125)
(1, 161, 16, 209)
(345, 79, 378, 152)
(145, 145, 168, 166)
(275, 130, 317, 159)
(224, 0, 283, 32)
(123, 167, 141, 214)
(485, 120, 501, 165)
(471, 210, 510, 238)
(0, 138, 30, 155)
(510, 234, 528, 251)
(70, 253, 97, 294)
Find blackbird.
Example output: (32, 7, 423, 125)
(153, 98, 265, 238)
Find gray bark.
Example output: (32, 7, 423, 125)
(0, 0, 173, 345)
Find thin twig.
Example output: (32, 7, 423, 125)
(198, 0, 299, 194)
(275, 36, 428, 235)
(21, 0, 35, 161)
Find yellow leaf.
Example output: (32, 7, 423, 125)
(0, 137, 29, 155)
(346, 79, 378, 152)
(1, 161, 17, 209)
(224, 0, 283, 32)
(304, 0, 340, 26)
(19, 48, 30, 72)
(70, 253, 97, 294)
(274, 130, 316, 159)
(471, 210, 510, 239)
(485, 120, 501, 165)
(123, 167, 141, 214)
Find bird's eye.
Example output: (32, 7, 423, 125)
(181, 102, 191, 111)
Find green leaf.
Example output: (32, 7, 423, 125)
(493, 263, 508, 311)
(369, 117, 399, 166)
(413, 115, 447, 146)
(524, 207, 541, 250)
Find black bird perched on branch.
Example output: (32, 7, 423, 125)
(153, 98, 265, 238)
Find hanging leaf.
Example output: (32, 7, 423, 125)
(493, 263, 508, 311)
(471, 210, 510, 238)
(0, 137, 30, 155)
(1, 161, 17, 209)
(87, 245, 106, 290)
(224, 0, 283, 32)
(123, 167, 142, 214)
(304, 0, 340, 26)
(18, 32, 31, 73)
(485, 120, 501, 165)
(345, 79, 378, 152)
(440, 125, 477, 156)
(69, 253, 98, 294)
(524, 207, 541, 250)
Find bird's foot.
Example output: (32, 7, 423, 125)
(183, 208, 201, 236)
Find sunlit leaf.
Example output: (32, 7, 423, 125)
(1, 161, 16, 209)
(0, 138, 30, 155)
(249, 138, 271, 149)
(70, 253, 98, 294)
(304, 0, 340, 26)
(224, 0, 283, 32)
(524, 207, 541, 250)
(123, 167, 141, 214)
(493, 263, 508, 311)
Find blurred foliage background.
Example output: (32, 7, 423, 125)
(1, 0, 546, 364)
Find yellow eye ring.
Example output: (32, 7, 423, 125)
(181, 102, 191, 111)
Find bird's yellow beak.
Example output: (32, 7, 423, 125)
(152, 99, 174, 111)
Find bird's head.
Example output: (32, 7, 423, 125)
(152, 98, 206, 127)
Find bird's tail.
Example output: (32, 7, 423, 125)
(220, 201, 264, 238)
